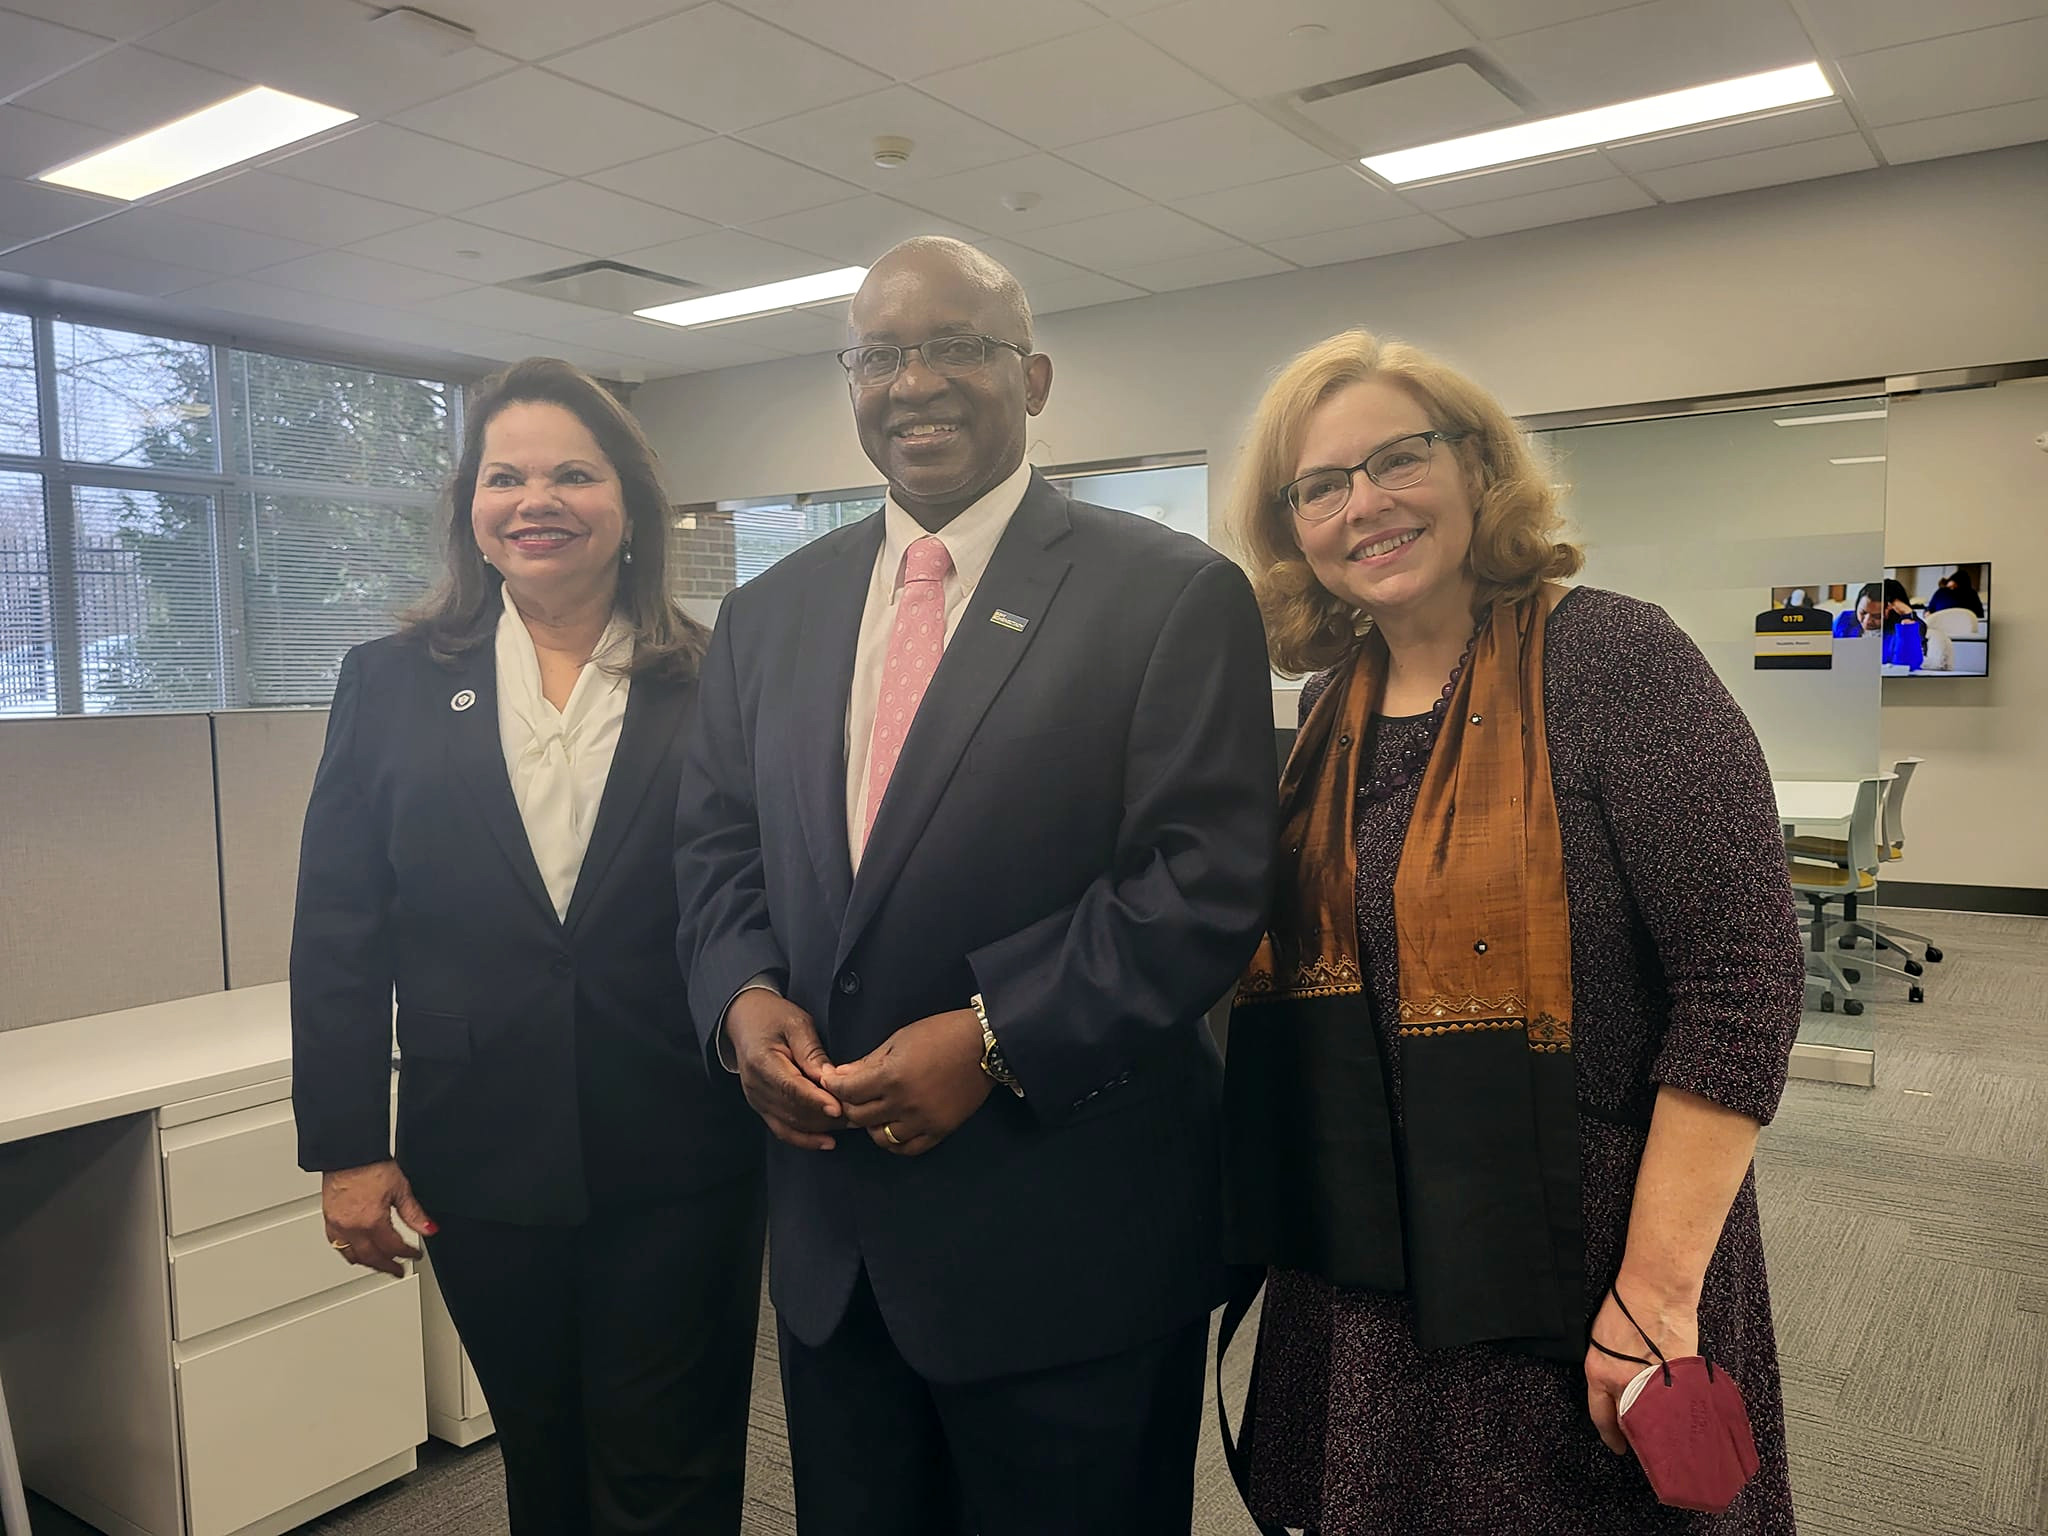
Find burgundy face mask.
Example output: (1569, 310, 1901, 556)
(1595, 1290, 1761, 1515)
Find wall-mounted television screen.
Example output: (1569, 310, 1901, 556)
(1768, 566, 1991, 677)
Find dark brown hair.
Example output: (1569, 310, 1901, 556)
(403, 357, 708, 680)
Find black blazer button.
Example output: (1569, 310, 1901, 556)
(550, 955, 573, 977)
(837, 970, 861, 996)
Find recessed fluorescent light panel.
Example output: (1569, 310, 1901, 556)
(1830, 456, 1887, 465)
(636, 267, 868, 328)
(1363, 63, 1835, 184)
(1773, 409, 1889, 427)
(38, 86, 356, 201)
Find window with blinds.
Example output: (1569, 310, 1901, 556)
(731, 494, 883, 584)
(0, 308, 457, 715)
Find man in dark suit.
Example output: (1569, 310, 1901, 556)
(674, 238, 1276, 1534)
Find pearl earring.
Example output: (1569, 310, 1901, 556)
(622, 545, 634, 565)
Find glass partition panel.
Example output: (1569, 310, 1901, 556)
(1536, 398, 1888, 1078)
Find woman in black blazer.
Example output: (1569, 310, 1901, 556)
(291, 358, 764, 1535)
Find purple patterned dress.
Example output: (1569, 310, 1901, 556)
(1245, 587, 1803, 1534)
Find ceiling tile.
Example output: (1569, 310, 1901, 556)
(1012, 205, 1240, 268)
(18, 47, 248, 140)
(893, 153, 1144, 233)
(1108, 245, 1292, 292)
(1603, 102, 1860, 173)
(739, 86, 1032, 191)
(146, 0, 519, 118)
(1064, 105, 1332, 202)
(0, 107, 110, 182)
(1636, 134, 1880, 202)
(729, 0, 1101, 78)
(1172, 165, 1410, 241)
(1261, 212, 1460, 266)
(459, 180, 713, 256)
(745, 195, 983, 265)
(1801, 0, 2048, 57)
(346, 219, 586, 284)
(63, 207, 317, 274)
(966, 239, 1094, 288)
(1435, 177, 1651, 236)
(410, 284, 611, 340)
(270, 125, 555, 214)
(394, 68, 708, 177)
(255, 249, 476, 306)
(1401, 149, 1618, 209)
(0, 178, 116, 247)
(415, 0, 710, 63)
(1129, 0, 1474, 100)
(0, 10, 106, 100)
(590, 138, 858, 225)
(1296, 62, 1524, 157)
(156, 170, 428, 245)
(0, 236, 211, 296)
(693, 307, 848, 356)
(1872, 97, 2048, 163)
(1029, 272, 1148, 313)
(575, 319, 787, 370)
(552, 3, 886, 134)
(0, 0, 217, 44)
(1485, 0, 1817, 115)
(620, 228, 833, 288)
(919, 27, 1232, 149)
(177, 275, 399, 334)
(1837, 19, 2048, 127)
(1447, 0, 1642, 40)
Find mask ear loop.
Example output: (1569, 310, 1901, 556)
(1589, 1288, 1676, 1388)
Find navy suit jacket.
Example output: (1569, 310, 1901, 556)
(291, 632, 759, 1226)
(674, 472, 1276, 1382)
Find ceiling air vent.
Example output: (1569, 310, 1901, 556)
(1268, 53, 1536, 164)
(501, 260, 708, 313)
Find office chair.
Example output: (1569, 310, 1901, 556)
(1787, 777, 1886, 1016)
(1833, 757, 1944, 968)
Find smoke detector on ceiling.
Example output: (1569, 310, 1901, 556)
(1000, 190, 1041, 213)
(872, 135, 914, 169)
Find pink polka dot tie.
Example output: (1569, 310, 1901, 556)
(863, 534, 953, 850)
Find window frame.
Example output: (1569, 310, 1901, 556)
(0, 302, 470, 715)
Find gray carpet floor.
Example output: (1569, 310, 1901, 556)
(29, 910, 2045, 1534)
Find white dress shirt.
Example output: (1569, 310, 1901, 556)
(845, 457, 1032, 869)
(495, 584, 633, 921)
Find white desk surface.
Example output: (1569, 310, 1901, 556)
(1773, 776, 1893, 826)
(0, 984, 290, 1147)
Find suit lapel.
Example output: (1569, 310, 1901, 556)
(836, 478, 1074, 968)
(442, 646, 560, 930)
(562, 671, 679, 936)
(793, 516, 883, 924)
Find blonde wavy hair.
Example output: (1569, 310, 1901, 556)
(1228, 329, 1581, 677)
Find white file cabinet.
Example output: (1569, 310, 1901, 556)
(418, 1249, 496, 1446)
(0, 1077, 424, 1536)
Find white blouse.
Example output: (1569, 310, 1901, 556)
(494, 585, 633, 921)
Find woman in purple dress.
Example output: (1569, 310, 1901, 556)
(1221, 330, 1803, 1534)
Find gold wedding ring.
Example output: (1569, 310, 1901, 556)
(329, 1239, 352, 1251)
(882, 1124, 902, 1146)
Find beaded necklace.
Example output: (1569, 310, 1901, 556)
(1357, 615, 1487, 805)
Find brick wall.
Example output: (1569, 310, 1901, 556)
(665, 505, 735, 601)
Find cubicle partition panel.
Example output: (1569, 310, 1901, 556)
(212, 709, 329, 989)
(0, 714, 226, 1032)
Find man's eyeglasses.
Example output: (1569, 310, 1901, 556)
(837, 334, 1030, 389)
(1279, 431, 1466, 523)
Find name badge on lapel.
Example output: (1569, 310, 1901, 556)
(450, 689, 476, 712)
(990, 609, 1029, 633)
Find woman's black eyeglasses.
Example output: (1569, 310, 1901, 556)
(1280, 431, 1466, 523)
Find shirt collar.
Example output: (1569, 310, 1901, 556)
(880, 458, 1033, 597)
